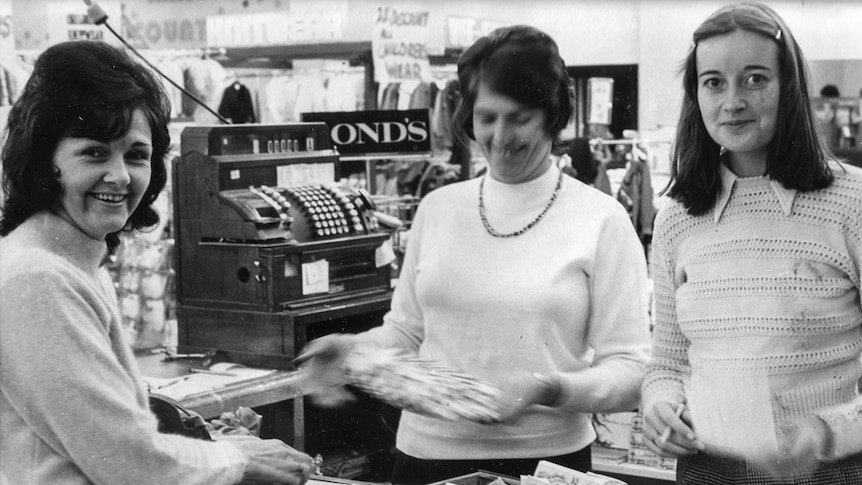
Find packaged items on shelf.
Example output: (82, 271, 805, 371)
(341, 345, 505, 423)
(593, 412, 637, 450)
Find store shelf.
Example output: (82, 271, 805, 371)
(591, 446, 674, 483)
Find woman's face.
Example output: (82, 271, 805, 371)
(473, 81, 553, 184)
(696, 29, 781, 175)
(52, 108, 153, 241)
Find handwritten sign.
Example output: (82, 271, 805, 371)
(372, 6, 432, 85)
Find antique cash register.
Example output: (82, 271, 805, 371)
(173, 123, 395, 372)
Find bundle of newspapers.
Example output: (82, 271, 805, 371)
(342, 345, 504, 423)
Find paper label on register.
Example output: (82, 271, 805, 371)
(375, 239, 396, 267)
(302, 259, 329, 295)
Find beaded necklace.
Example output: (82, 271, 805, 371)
(478, 169, 563, 238)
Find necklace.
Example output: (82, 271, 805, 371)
(478, 169, 563, 238)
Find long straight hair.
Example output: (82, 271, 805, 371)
(665, 2, 833, 216)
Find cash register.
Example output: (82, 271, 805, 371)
(173, 123, 395, 371)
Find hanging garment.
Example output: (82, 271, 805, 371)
(616, 156, 655, 242)
(218, 81, 256, 124)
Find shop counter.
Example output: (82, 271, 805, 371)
(136, 350, 309, 447)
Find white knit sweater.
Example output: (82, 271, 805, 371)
(644, 163, 862, 463)
(358, 166, 652, 460)
(0, 212, 247, 484)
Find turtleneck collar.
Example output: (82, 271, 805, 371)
(23, 211, 110, 272)
(481, 165, 561, 214)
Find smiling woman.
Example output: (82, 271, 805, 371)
(0, 41, 314, 485)
(642, 3, 862, 484)
(52, 110, 154, 242)
(695, 29, 781, 177)
(297, 25, 652, 485)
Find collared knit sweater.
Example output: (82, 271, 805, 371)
(643, 163, 862, 464)
(357, 166, 651, 460)
(0, 212, 247, 484)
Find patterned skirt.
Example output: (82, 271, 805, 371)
(677, 452, 862, 485)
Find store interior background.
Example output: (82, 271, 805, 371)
(4, 0, 862, 142)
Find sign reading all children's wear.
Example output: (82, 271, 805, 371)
(372, 6, 432, 85)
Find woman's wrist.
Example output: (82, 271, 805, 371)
(532, 372, 562, 407)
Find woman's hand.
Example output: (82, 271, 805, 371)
(758, 417, 829, 478)
(220, 435, 313, 485)
(494, 371, 562, 422)
(295, 333, 358, 407)
(642, 400, 703, 458)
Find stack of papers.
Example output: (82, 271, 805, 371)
(142, 363, 276, 400)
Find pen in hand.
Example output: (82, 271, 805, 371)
(660, 401, 686, 442)
(189, 368, 237, 377)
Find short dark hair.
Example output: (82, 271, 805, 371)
(665, 2, 833, 216)
(1, 41, 172, 252)
(820, 84, 840, 98)
(453, 25, 575, 156)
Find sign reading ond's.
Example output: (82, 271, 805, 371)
(301, 110, 430, 156)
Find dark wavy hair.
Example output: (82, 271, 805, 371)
(453, 25, 575, 156)
(0, 40, 171, 253)
(665, 2, 833, 216)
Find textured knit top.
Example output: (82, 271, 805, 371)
(0, 212, 247, 484)
(357, 166, 652, 460)
(643, 163, 862, 464)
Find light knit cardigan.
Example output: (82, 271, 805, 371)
(643, 163, 862, 464)
(357, 166, 652, 460)
(0, 212, 247, 484)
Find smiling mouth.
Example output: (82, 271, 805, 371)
(497, 146, 522, 157)
(723, 120, 753, 127)
(91, 193, 127, 203)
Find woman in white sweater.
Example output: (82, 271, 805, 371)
(641, 3, 862, 483)
(0, 41, 311, 485)
(299, 25, 651, 484)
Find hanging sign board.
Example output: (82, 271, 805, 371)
(446, 16, 506, 49)
(46, 0, 122, 46)
(371, 6, 432, 85)
(301, 110, 431, 156)
(207, 10, 344, 47)
(587, 77, 614, 125)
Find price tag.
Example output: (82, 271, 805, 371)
(301, 259, 329, 295)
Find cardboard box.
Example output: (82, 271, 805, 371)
(427, 471, 520, 485)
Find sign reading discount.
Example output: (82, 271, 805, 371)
(372, 6, 432, 85)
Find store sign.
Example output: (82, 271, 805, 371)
(66, 13, 103, 41)
(588, 77, 614, 125)
(371, 6, 432, 84)
(301, 110, 431, 155)
(446, 16, 506, 49)
(45, 0, 122, 47)
(207, 10, 344, 47)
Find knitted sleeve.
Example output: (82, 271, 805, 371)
(554, 200, 652, 413)
(641, 207, 690, 413)
(0, 260, 246, 485)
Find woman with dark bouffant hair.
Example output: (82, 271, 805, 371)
(0, 41, 312, 484)
(642, 3, 862, 483)
(299, 25, 650, 484)
(0, 41, 171, 253)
